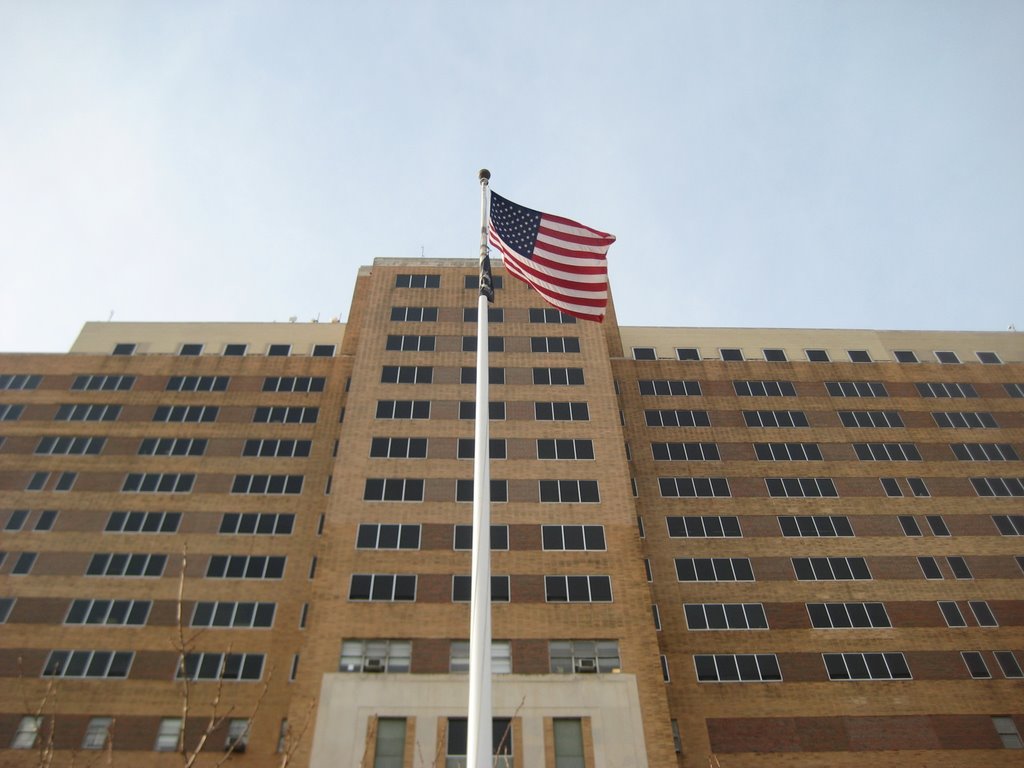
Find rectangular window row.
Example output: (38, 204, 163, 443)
(35, 436, 105, 455)
(952, 443, 1019, 461)
(854, 442, 921, 461)
(55, 404, 121, 421)
(743, 410, 807, 427)
(191, 602, 275, 628)
(638, 379, 701, 396)
(72, 375, 134, 391)
(0, 374, 42, 390)
(231, 475, 303, 494)
(666, 515, 741, 538)
(242, 438, 311, 457)
(826, 381, 887, 398)
(653, 442, 719, 461)
(153, 405, 217, 423)
(66, 599, 151, 626)
(207, 555, 286, 579)
(166, 375, 228, 392)
(733, 380, 796, 397)
(87, 553, 167, 577)
(122, 474, 194, 493)
(839, 410, 904, 427)
(934, 411, 998, 428)
(176, 652, 264, 681)
(754, 442, 821, 461)
(106, 511, 181, 533)
(645, 409, 711, 427)
(391, 306, 438, 322)
(43, 650, 133, 678)
(219, 512, 294, 535)
(779, 515, 854, 537)
(253, 406, 318, 424)
(262, 376, 325, 393)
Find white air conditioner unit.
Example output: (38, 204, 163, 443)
(575, 658, 598, 673)
(364, 657, 385, 672)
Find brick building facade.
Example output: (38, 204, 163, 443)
(0, 258, 1021, 766)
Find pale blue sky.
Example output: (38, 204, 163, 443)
(1, 1, 1021, 352)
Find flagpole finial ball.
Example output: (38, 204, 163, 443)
(478, 169, 491, 182)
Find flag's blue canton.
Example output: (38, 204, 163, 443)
(489, 193, 542, 261)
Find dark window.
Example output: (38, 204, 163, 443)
(457, 438, 507, 459)
(825, 381, 888, 398)
(455, 479, 509, 502)
(754, 443, 822, 461)
(112, 344, 136, 356)
(533, 367, 584, 386)
(262, 376, 325, 393)
(539, 480, 600, 503)
(533, 336, 581, 353)
(106, 511, 181, 533)
(763, 349, 787, 362)
(542, 525, 606, 550)
(733, 380, 796, 397)
(823, 653, 911, 680)
(453, 524, 509, 551)
(792, 557, 871, 580)
(463, 307, 504, 323)
(461, 367, 505, 385)
(764, 478, 838, 497)
(348, 574, 417, 601)
(267, 344, 291, 357)
(395, 274, 440, 288)
(916, 382, 978, 398)
(459, 401, 506, 420)
(362, 478, 425, 501)
(893, 350, 918, 363)
(535, 402, 589, 421)
(638, 379, 701, 396)
(667, 516, 741, 538)
(685, 603, 768, 630)
(742, 410, 807, 428)
(312, 344, 335, 357)
(675, 558, 754, 582)
(693, 654, 781, 682)
(206, 555, 286, 579)
(777, 515, 854, 537)
(529, 307, 575, 324)
(632, 347, 656, 360)
(179, 344, 203, 356)
(806, 349, 829, 362)
(230, 474, 303, 495)
(376, 400, 430, 419)
(806, 602, 890, 629)
(676, 348, 699, 360)
(720, 348, 743, 361)
(537, 439, 594, 460)
(356, 524, 420, 550)
(645, 409, 711, 427)
(66, 599, 151, 626)
(544, 575, 613, 602)
(961, 651, 991, 678)
(223, 343, 247, 356)
(219, 513, 294, 535)
(370, 437, 428, 459)
(463, 274, 502, 289)
(848, 350, 871, 362)
(451, 575, 510, 602)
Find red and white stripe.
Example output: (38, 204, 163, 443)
(489, 212, 616, 322)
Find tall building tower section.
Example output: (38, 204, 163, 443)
(0, 257, 1020, 767)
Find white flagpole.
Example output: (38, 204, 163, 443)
(467, 168, 494, 768)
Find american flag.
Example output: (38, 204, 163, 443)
(487, 192, 616, 322)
